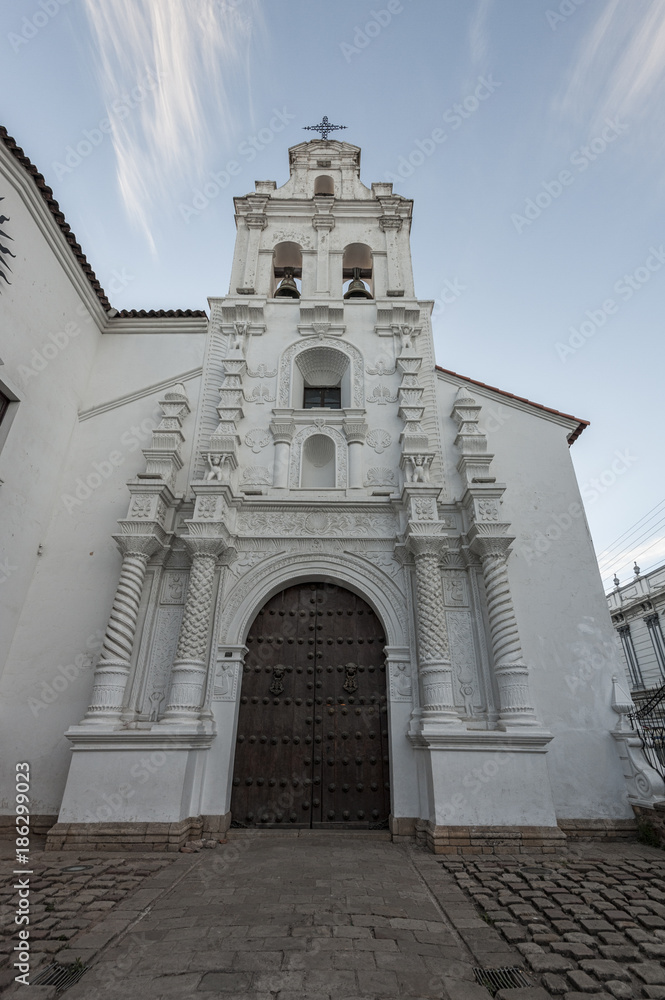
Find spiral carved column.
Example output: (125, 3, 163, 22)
(83, 536, 160, 724)
(410, 534, 464, 729)
(474, 537, 539, 728)
(163, 538, 226, 721)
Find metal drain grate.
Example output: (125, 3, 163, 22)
(32, 960, 88, 994)
(474, 967, 531, 996)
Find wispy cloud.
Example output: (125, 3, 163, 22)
(469, 0, 493, 70)
(556, 0, 665, 142)
(600, 535, 665, 589)
(82, 0, 262, 249)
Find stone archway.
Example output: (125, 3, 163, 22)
(230, 581, 390, 829)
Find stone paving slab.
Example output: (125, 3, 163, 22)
(6, 834, 665, 998)
(58, 835, 489, 1000)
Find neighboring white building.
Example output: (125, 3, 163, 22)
(1, 128, 662, 853)
(607, 564, 665, 694)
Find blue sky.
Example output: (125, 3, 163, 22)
(2, 0, 664, 588)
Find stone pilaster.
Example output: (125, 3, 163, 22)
(236, 197, 268, 293)
(406, 518, 464, 732)
(207, 345, 246, 477)
(379, 214, 403, 295)
(163, 534, 227, 722)
(82, 533, 163, 725)
(141, 383, 190, 488)
(313, 203, 335, 294)
(470, 531, 539, 729)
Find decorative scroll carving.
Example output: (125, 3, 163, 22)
(364, 468, 395, 487)
(244, 429, 272, 453)
(237, 510, 397, 537)
(246, 364, 277, 378)
(160, 572, 188, 605)
(366, 428, 392, 454)
(242, 466, 273, 485)
(367, 384, 398, 405)
(245, 384, 276, 405)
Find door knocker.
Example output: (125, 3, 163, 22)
(343, 662, 358, 693)
(269, 665, 285, 696)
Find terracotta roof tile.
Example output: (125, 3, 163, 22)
(1, 125, 111, 309)
(113, 308, 207, 318)
(435, 365, 589, 445)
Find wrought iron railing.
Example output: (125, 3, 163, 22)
(630, 683, 665, 777)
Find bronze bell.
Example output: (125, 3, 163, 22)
(274, 267, 300, 298)
(344, 267, 372, 299)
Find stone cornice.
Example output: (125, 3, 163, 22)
(408, 730, 553, 751)
(64, 727, 215, 751)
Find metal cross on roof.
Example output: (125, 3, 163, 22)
(303, 116, 347, 140)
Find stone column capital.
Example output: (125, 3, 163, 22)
(270, 419, 296, 444)
(112, 532, 165, 560)
(181, 534, 228, 561)
(343, 419, 368, 444)
(405, 522, 449, 561)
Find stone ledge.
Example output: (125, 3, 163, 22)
(558, 818, 637, 840)
(425, 824, 567, 855)
(44, 816, 203, 852)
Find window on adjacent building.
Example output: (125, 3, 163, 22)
(303, 386, 341, 409)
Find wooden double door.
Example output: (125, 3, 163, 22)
(230, 582, 390, 829)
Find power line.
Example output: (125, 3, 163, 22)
(598, 516, 665, 572)
(609, 535, 665, 581)
(596, 499, 665, 560)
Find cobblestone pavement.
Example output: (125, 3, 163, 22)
(0, 839, 178, 993)
(442, 842, 665, 1000)
(4, 835, 665, 999)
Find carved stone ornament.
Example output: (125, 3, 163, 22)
(160, 572, 188, 605)
(245, 429, 272, 454)
(366, 359, 396, 376)
(242, 466, 273, 485)
(236, 510, 397, 538)
(129, 495, 154, 519)
(390, 661, 413, 700)
(246, 364, 277, 378)
(196, 495, 219, 520)
(412, 496, 437, 520)
(366, 429, 392, 454)
(364, 468, 395, 487)
(245, 384, 276, 405)
(477, 498, 500, 521)
(212, 661, 239, 702)
(367, 384, 398, 405)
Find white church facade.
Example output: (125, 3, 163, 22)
(1, 128, 662, 853)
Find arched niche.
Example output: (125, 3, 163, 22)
(342, 242, 373, 298)
(301, 434, 336, 487)
(314, 174, 335, 196)
(272, 241, 302, 297)
(289, 424, 347, 489)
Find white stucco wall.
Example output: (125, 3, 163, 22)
(435, 372, 632, 820)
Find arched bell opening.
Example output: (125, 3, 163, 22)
(314, 174, 335, 196)
(272, 241, 302, 298)
(342, 242, 373, 299)
(230, 581, 391, 830)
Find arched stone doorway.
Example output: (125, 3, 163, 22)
(230, 581, 390, 829)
